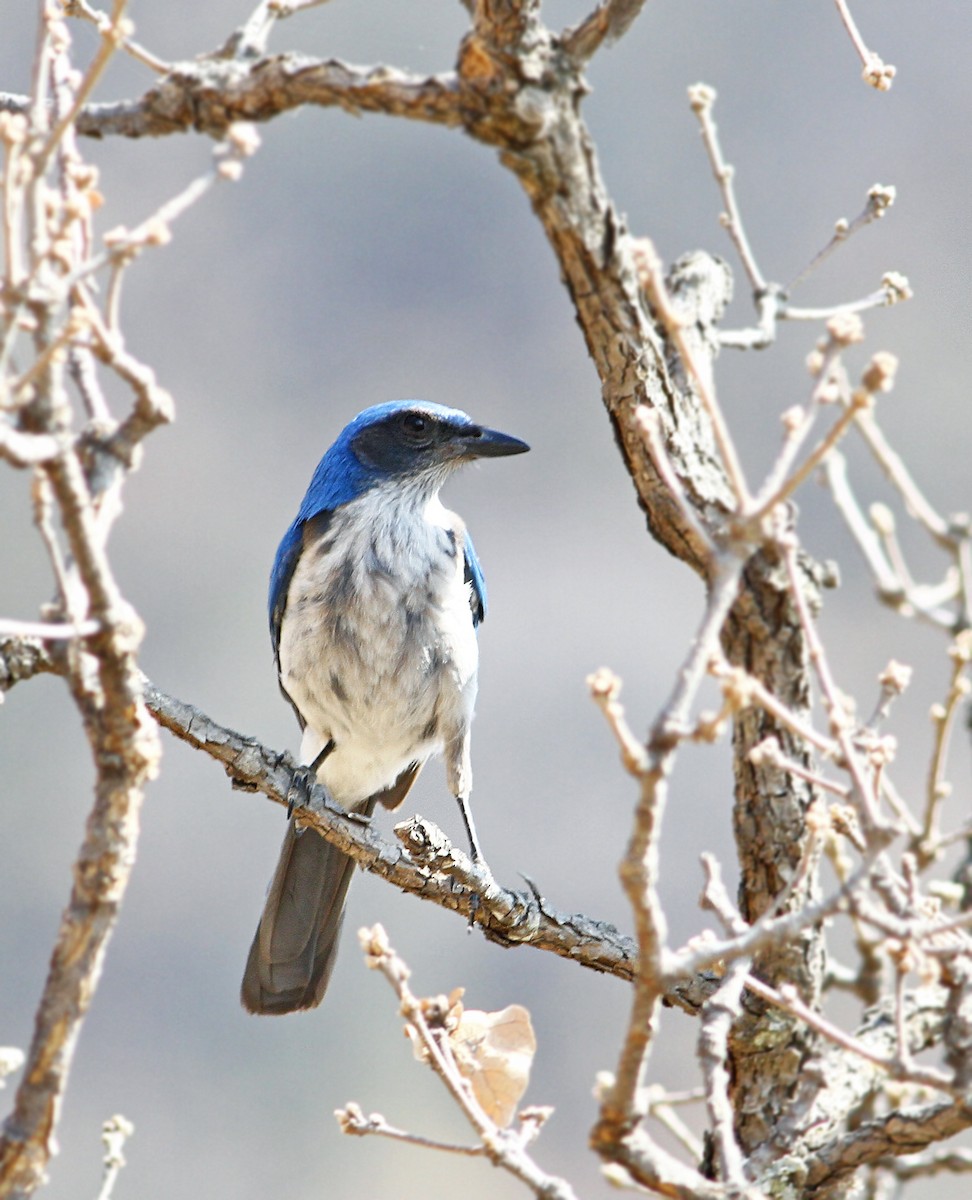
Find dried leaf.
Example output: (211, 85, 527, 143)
(449, 1004, 536, 1127)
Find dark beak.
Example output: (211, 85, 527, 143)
(455, 425, 530, 459)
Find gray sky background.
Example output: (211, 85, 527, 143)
(2, 3, 971, 1198)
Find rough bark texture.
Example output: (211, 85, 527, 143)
(5, 4, 965, 1198)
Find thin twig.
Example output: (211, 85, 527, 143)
(688, 84, 765, 295)
(642, 1087, 706, 1161)
(0, 618, 99, 639)
(745, 975, 956, 1094)
(831, 0, 896, 90)
(561, 0, 649, 61)
(781, 536, 888, 836)
(633, 237, 751, 508)
(711, 660, 838, 757)
(94, 1115, 134, 1200)
(636, 406, 717, 558)
(890, 1148, 972, 1180)
(788, 185, 897, 292)
(35, 0, 131, 175)
(595, 559, 744, 1139)
(356, 927, 579, 1200)
(913, 633, 972, 865)
(63, 0, 170, 73)
(852, 407, 952, 547)
(335, 1104, 486, 1156)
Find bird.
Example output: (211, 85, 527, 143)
(241, 400, 529, 1015)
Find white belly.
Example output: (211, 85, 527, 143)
(277, 486, 479, 807)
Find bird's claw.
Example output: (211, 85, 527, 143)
(286, 766, 316, 821)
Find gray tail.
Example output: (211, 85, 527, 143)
(240, 819, 362, 1015)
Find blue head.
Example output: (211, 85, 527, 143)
(270, 402, 528, 647)
(295, 400, 529, 520)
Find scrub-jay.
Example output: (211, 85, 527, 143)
(241, 400, 529, 1014)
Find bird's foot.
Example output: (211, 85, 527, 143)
(286, 766, 316, 821)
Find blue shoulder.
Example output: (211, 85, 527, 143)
(463, 531, 487, 627)
(268, 519, 303, 664)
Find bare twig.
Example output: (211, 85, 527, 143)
(781, 535, 888, 836)
(642, 1086, 706, 1161)
(788, 185, 897, 292)
(698, 960, 752, 1190)
(63, 0, 170, 74)
(832, 0, 897, 90)
(561, 0, 649, 61)
(688, 84, 765, 296)
(354, 927, 578, 1200)
(335, 1103, 486, 1156)
(852, 406, 952, 547)
(889, 1148, 972, 1180)
(35, 0, 132, 175)
(0, 617, 99, 639)
(633, 237, 751, 508)
(744, 975, 957, 1095)
(593, 559, 743, 1150)
(94, 1115, 134, 1200)
(913, 632, 972, 865)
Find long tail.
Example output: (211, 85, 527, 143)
(240, 818, 362, 1015)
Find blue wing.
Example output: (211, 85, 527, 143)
(268, 518, 304, 669)
(463, 531, 487, 627)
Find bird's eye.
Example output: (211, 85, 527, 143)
(401, 412, 432, 445)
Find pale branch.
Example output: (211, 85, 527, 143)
(831, 0, 896, 91)
(355, 926, 578, 1200)
(0, 618, 99, 639)
(788, 184, 897, 293)
(65, 122, 261, 294)
(34, 0, 133, 176)
(635, 405, 717, 558)
(749, 341, 842, 516)
(633, 236, 750, 508)
(598, 1126, 727, 1200)
(592, 559, 744, 1179)
(561, 0, 650, 62)
(63, 0, 170, 74)
(746, 355, 870, 525)
(781, 537, 888, 838)
(0, 56, 462, 141)
(137, 672, 637, 979)
(225, 0, 338, 60)
(687, 78, 906, 351)
(719, 276, 912, 349)
(335, 1103, 486, 1156)
(914, 632, 972, 864)
(744, 975, 958, 1096)
(0, 423, 64, 466)
(711, 660, 839, 757)
(0, 10, 163, 1193)
(94, 1115, 134, 1200)
(688, 83, 766, 298)
(697, 960, 753, 1192)
(805, 1100, 972, 1192)
(641, 1086, 706, 1162)
(852, 405, 953, 548)
(823, 452, 949, 625)
(889, 1148, 972, 1180)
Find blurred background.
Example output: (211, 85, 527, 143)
(1, 2, 971, 1197)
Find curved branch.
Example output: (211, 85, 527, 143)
(1, 56, 462, 140)
(144, 678, 638, 980)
